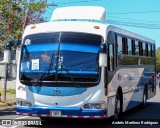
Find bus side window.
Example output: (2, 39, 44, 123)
(108, 44, 114, 71)
(139, 42, 143, 56)
(148, 44, 151, 56)
(146, 43, 148, 56)
(132, 40, 135, 55)
(128, 38, 132, 55)
(122, 37, 128, 54)
(150, 44, 153, 57)
(152, 44, 155, 57)
(135, 40, 139, 55)
(117, 36, 122, 54)
(143, 42, 146, 56)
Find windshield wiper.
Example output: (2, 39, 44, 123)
(61, 63, 80, 87)
(55, 32, 62, 82)
(34, 32, 62, 85)
(35, 51, 55, 86)
(34, 65, 50, 86)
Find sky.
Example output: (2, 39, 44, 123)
(44, 0, 160, 48)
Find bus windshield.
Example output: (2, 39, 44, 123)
(20, 32, 103, 85)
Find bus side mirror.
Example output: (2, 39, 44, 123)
(99, 43, 107, 67)
(5, 40, 14, 50)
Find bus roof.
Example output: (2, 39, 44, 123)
(24, 21, 155, 44)
(23, 6, 155, 44)
(50, 6, 106, 22)
(106, 25, 155, 43)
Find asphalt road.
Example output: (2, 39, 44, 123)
(0, 87, 160, 128)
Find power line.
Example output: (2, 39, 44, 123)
(107, 20, 160, 29)
(108, 16, 160, 23)
(47, 7, 55, 11)
(44, 4, 160, 29)
(108, 10, 160, 15)
(107, 19, 160, 27)
(107, 20, 160, 27)
(48, 0, 102, 6)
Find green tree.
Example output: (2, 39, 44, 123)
(0, 0, 47, 50)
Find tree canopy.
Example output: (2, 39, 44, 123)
(0, 0, 47, 50)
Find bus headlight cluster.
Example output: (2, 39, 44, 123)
(17, 100, 32, 107)
(83, 102, 106, 110)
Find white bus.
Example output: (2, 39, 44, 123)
(16, 6, 156, 120)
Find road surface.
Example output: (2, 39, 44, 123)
(0, 87, 160, 128)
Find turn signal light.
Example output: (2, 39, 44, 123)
(94, 26, 100, 29)
(31, 26, 36, 29)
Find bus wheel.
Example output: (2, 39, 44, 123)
(142, 87, 147, 108)
(114, 92, 122, 120)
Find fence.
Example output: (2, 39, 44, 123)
(0, 62, 17, 78)
(0, 61, 17, 90)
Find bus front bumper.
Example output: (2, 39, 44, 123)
(16, 106, 106, 119)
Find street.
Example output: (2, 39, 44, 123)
(0, 87, 160, 128)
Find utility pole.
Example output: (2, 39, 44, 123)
(3, 40, 15, 101)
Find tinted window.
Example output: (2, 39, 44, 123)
(152, 44, 155, 57)
(20, 32, 103, 84)
(143, 43, 146, 56)
(128, 39, 132, 55)
(139, 42, 143, 56)
(132, 40, 135, 55)
(117, 36, 122, 54)
(135, 41, 139, 55)
(148, 44, 151, 56)
(108, 44, 114, 71)
(122, 37, 127, 54)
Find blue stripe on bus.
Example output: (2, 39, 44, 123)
(125, 89, 144, 111)
(125, 70, 155, 111)
(20, 70, 98, 74)
(25, 43, 98, 53)
(26, 43, 57, 52)
(27, 86, 87, 96)
(16, 106, 105, 116)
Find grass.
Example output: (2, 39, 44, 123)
(0, 88, 16, 95)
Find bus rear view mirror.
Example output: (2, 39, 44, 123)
(99, 53, 107, 67)
(99, 43, 107, 67)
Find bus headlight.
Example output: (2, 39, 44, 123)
(83, 102, 106, 109)
(17, 100, 32, 107)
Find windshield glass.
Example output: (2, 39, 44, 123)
(20, 32, 103, 85)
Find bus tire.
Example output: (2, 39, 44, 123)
(114, 92, 122, 120)
(141, 86, 147, 108)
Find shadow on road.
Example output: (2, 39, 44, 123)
(26, 118, 111, 128)
(0, 102, 160, 128)
(122, 102, 160, 119)
(25, 118, 160, 128)
(24, 102, 160, 128)
(0, 106, 16, 117)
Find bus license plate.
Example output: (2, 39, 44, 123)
(50, 111, 61, 117)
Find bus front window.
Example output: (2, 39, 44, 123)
(20, 32, 103, 86)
